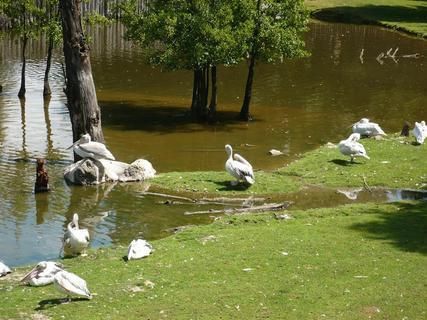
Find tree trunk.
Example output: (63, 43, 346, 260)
(239, 54, 255, 121)
(191, 68, 201, 118)
(18, 36, 27, 99)
(60, 0, 104, 162)
(43, 35, 54, 97)
(208, 65, 217, 119)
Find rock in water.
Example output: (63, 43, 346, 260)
(64, 158, 105, 185)
(35, 158, 50, 193)
(120, 159, 156, 182)
(268, 149, 283, 156)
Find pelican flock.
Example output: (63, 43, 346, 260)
(413, 121, 427, 144)
(67, 133, 115, 160)
(338, 133, 370, 162)
(21, 261, 64, 286)
(127, 239, 153, 260)
(225, 144, 255, 186)
(63, 213, 90, 256)
(352, 118, 386, 137)
(0, 261, 11, 277)
(53, 270, 92, 302)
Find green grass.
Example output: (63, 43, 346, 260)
(152, 170, 301, 196)
(280, 136, 427, 189)
(306, 0, 427, 37)
(1, 201, 426, 319)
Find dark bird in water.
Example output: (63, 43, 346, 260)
(401, 121, 410, 137)
(35, 158, 50, 193)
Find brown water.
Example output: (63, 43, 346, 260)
(0, 22, 426, 267)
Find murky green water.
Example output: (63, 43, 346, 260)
(0, 22, 426, 267)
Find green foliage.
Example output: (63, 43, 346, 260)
(86, 12, 113, 26)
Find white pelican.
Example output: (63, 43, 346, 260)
(352, 118, 386, 137)
(0, 261, 11, 277)
(338, 133, 370, 162)
(67, 133, 115, 160)
(127, 239, 153, 260)
(63, 213, 90, 256)
(53, 270, 92, 302)
(413, 121, 427, 144)
(225, 144, 255, 186)
(21, 261, 64, 286)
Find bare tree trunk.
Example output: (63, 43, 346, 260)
(43, 35, 54, 97)
(208, 65, 217, 119)
(18, 36, 27, 99)
(239, 54, 255, 121)
(60, 0, 105, 162)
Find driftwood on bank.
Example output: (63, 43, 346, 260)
(184, 202, 292, 216)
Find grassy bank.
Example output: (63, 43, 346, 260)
(1, 201, 426, 319)
(151, 136, 427, 196)
(306, 0, 427, 38)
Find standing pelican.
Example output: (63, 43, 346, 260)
(413, 121, 427, 144)
(352, 118, 386, 137)
(21, 261, 64, 286)
(127, 239, 153, 260)
(53, 270, 92, 302)
(0, 261, 11, 277)
(338, 133, 370, 162)
(67, 133, 115, 160)
(63, 213, 90, 256)
(225, 144, 255, 186)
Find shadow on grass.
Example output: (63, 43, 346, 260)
(100, 100, 262, 134)
(35, 297, 90, 310)
(329, 159, 364, 166)
(312, 5, 427, 27)
(350, 201, 427, 254)
(212, 180, 252, 191)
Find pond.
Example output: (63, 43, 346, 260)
(0, 22, 426, 267)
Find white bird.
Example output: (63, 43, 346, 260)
(53, 270, 92, 302)
(63, 213, 90, 256)
(352, 118, 386, 137)
(338, 133, 370, 162)
(225, 144, 255, 186)
(67, 133, 115, 160)
(21, 261, 64, 286)
(127, 239, 153, 260)
(0, 261, 11, 277)
(413, 121, 427, 144)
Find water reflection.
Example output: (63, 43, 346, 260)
(0, 22, 426, 266)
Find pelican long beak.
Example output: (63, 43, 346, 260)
(363, 155, 370, 160)
(21, 268, 38, 283)
(66, 140, 79, 150)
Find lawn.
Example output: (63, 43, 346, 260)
(1, 201, 426, 319)
(306, 0, 427, 37)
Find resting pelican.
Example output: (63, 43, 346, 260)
(127, 239, 153, 260)
(67, 133, 115, 160)
(413, 121, 427, 144)
(21, 261, 64, 286)
(225, 144, 255, 186)
(53, 270, 92, 302)
(352, 118, 386, 137)
(338, 133, 370, 162)
(0, 261, 11, 277)
(63, 213, 90, 256)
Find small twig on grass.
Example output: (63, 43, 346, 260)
(184, 202, 292, 216)
(363, 176, 372, 192)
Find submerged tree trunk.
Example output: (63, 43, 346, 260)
(18, 36, 27, 99)
(208, 65, 217, 119)
(239, 54, 255, 121)
(43, 35, 54, 97)
(60, 0, 104, 162)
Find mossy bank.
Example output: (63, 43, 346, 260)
(152, 136, 427, 196)
(1, 201, 426, 319)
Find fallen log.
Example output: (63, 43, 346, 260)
(184, 202, 292, 216)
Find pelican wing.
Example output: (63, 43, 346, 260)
(128, 239, 153, 260)
(55, 271, 91, 298)
(233, 153, 253, 169)
(79, 142, 115, 160)
(413, 122, 426, 144)
(229, 159, 254, 181)
(0, 261, 11, 276)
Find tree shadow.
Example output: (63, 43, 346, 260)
(349, 201, 427, 254)
(212, 180, 252, 191)
(100, 100, 263, 134)
(35, 297, 90, 310)
(312, 5, 427, 25)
